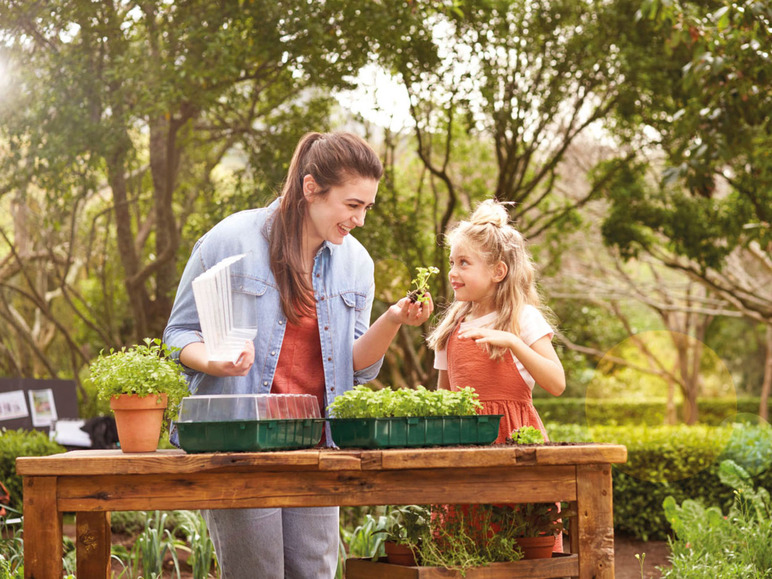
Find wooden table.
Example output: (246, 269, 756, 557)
(17, 444, 626, 579)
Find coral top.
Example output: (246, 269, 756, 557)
(271, 311, 326, 417)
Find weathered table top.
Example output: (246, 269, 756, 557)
(16, 443, 627, 476)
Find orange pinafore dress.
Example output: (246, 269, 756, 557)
(446, 324, 548, 444)
(446, 323, 563, 553)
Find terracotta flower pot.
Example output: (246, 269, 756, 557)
(515, 535, 555, 559)
(384, 541, 417, 566)
(109, 393, 168, 453)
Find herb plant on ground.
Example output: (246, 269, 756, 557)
(661, 459, 772, 578)
(328, 385, 482, 419)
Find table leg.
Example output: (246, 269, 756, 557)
(76, 511, 111, 578)
(22, 476, 62, 579)
(576, 464, 615, 578)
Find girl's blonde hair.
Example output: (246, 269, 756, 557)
(427, 199, 543, 359)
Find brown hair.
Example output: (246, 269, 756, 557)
(268, 132, 383, 324)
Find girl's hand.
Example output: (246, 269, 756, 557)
(388, 294, 434, 327)
(458, 327, 518, 350)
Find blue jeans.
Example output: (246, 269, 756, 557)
(202, 507, 339, 579)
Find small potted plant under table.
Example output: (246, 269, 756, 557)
(89, 338, 188, 453)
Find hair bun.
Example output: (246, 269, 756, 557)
(470, 199, 509, 228)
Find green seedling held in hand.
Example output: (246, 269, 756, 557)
(407, 266, 439, 303)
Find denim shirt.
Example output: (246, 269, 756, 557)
(163, 199, 383, 443)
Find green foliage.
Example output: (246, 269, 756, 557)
(412, 505, 523, 572)
(534, 396, 770, 427)
(110, 511, 216, 579)
(662, 460, 772, 577)
(0, 429, 65, 512)
(407, 266, 439, 304)
(89, 338, 189, 425)
(327, 385, 482, 419)
(547, 422, 772, 540)
(342, 513, 389, 561)
(378, 505, 431, 547)
(509, 426, 545, 445)
(172, 510, 217, 579)
(491, 503, 565, 538)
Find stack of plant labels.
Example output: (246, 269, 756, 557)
(191, 254, 257, 363)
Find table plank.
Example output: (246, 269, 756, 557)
(55, 465, 578, 511)
(16, 445, 627, 477)
(377, 447, 518, 470)
(16, 448, 323, 476)
(76, 512, 111, 578)
(576, 464, 615, 578)
(22, 477, 62, 579)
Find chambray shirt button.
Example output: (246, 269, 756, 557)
(329, 387, 334, 392)
(320, 296, 325, 301)
(263, 381, 268, 386)
(271, 351, 276, 356)
(278, 320, 283, 325)
(324, 326, 329, 330)
(327, 357, 332, 362)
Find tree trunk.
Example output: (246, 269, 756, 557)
(760, 324, 772, 423)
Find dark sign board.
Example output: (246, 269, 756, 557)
(0, 378, 78, 432)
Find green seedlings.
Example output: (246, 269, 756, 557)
(407, 266, 439, 303)
(509, 426, 545, 445)
(328, 385, 482, 419)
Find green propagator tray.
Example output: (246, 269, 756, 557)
(329, 415, 502, 449)
(177, 418, 325, 453)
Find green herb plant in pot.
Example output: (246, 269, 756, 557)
(90, 338, 188, 453)
(377, 505, 430, 566)
(506, 502, 568, 559)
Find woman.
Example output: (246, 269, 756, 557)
(164, 131, 432, 578)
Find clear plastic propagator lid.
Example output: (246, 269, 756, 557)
(177, 394, 321, 423)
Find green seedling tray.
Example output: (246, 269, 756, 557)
(177, 418, 325, 453)
(329, 415, 502, 449)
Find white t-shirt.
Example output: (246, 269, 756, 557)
(433, 305, 553, 390)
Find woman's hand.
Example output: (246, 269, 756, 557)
(180, 340, 255, 377)
(388, 294, 434, 327)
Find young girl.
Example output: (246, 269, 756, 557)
(428, 199, 566, 552)
(428, 198, 565, 442)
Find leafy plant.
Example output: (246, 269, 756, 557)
(494, 503, 566, 538)
(411, 504, 523, 573)
(661, 459, 772, 577)
(0, 428, 66, 513)
(89, 338, 189, 425)
(328, 385, 482, 419)
(378, 505, 430, 547)
(407, 266, 439, 304)
(509, 426, 545, 445)
(172, 510, 218, 579)
(342, 513, 389, 560)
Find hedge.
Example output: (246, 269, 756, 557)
(546, 422, 772, 540)
(534, 396, 769, 427)
(0, 428, 65, 513)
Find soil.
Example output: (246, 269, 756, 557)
(615, 532, 671, 578)
(65, 525, 671, 578)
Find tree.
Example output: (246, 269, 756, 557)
(599, 0, 771, 419)
(0, 0, 392, 380)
